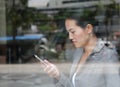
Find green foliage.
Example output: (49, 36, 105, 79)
(104, 0, 120, 25)
(105, 2, 119, 17)
(7, 24, 13, 36)
(21, 0, 28, 6)
(6, 0, 35, 33)
(54, 9, 74, 20)
(82, 8, 95, 20)
(38, 24, 55, 33)
(35, 13, 50, 20)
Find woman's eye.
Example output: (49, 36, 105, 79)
(71, 31, 75, 34)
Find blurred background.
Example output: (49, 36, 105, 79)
(0, 0, 120, 64)
(0, 0, 120, 87)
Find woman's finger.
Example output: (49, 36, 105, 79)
(40, 61, 46, 68)
(40, 60, 60, 79)
(44, 60, 51, 65)
(47, 66, 55, 73)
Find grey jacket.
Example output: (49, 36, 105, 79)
(55, 39, 120, 87)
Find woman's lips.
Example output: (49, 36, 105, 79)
(72, 40, 77, 44)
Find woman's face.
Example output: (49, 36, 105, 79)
(65, 19, 90, 48)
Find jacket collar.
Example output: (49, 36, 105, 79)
(92, 39, 105, 54)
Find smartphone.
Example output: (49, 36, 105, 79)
(34, 54, 44, 62)
(34, 55, 47, 66)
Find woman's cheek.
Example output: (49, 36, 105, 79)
(79, 34, 87, 46)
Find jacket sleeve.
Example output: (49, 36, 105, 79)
(54, 73, 73, 87)
(54, 48, 82, 87)
(103, 50, 120, 87)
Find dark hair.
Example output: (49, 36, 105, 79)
(65, 15, 99, 36)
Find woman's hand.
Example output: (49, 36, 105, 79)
(40, 60, 60, 80)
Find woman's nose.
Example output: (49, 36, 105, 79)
(69, 33, 73, 40)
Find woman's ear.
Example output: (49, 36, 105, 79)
(85, 24, 93, 34)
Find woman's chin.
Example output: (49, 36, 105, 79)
(72, 42, 82, 48)
(74, 44, 82, 48)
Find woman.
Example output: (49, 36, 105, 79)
(41, 15, 120, 87)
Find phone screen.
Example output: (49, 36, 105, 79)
(34, 54, 47, 66)
(34, 55, 43, 62)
